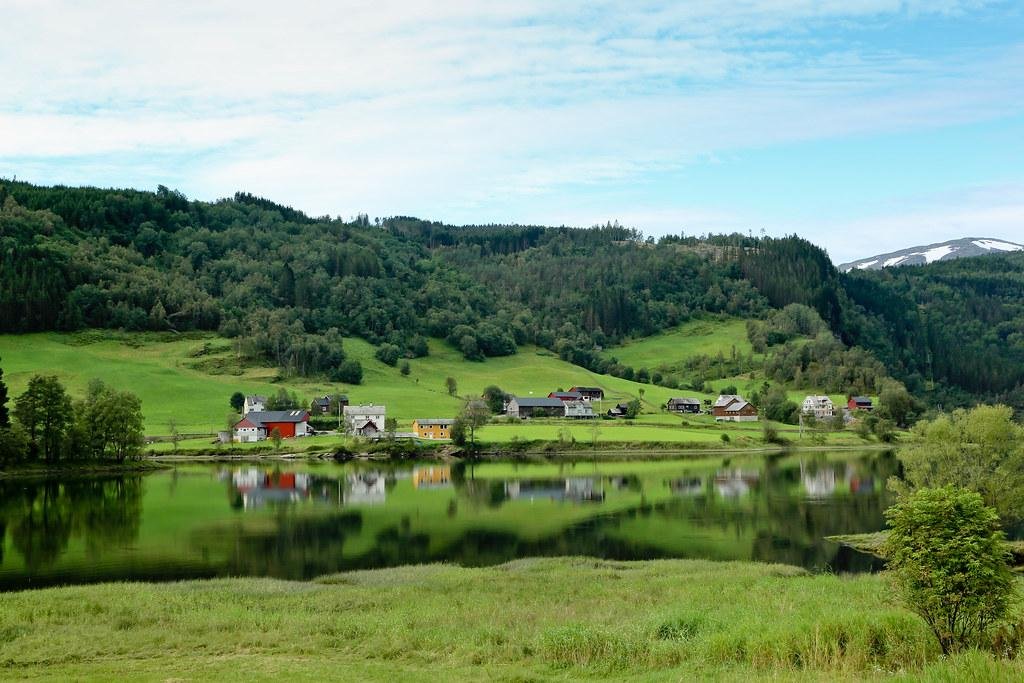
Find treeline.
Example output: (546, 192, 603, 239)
(2, 180, 1022, 411)
(0, 362, 145, 466)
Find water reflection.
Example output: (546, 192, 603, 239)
(1, 452, 906, 590)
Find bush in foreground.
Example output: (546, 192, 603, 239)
(884, 486, 1014, 655)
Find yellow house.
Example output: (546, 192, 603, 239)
(412, 418, 454, 440)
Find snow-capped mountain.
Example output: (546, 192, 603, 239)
(838, 237, 1023, 272)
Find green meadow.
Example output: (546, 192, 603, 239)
(602, 316, 756, 371)
(0, 330, 873, 450)
(2, 557, 1020, 681)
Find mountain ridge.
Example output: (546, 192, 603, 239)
(839, 236, 1023, 272)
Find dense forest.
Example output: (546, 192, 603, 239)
(1, 179, 1022, 411)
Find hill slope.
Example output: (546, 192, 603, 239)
(838, 237, 1023, 272)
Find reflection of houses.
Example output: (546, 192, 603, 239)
(668, 477, 704, 496)
(344, 472, 388, 505)
(666, 397, 701, 414)
(713, 469, 760, 497)
(413, 466, 452, 489)
(233, 410, 311, 442)
(506, 397, 565, 419)
(503, 478, 604, 502)
(802, 395, 834, 419)
(344, 405, 386, 437)
(564, 400, 596, 419)
(229, 468, 313, 508)
(412, 419, 453, 440)
(800, 461, 837, 498)
(712, 395, 758, 422)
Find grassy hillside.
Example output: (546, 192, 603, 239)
(1, 557, 1018, 680)
(603, 317, 755, 370)
(0, 331, 873, 449)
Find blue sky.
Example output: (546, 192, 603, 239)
(1, 0, 1022, 263)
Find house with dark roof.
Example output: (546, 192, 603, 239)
(311, 394, 349, 415)
(712, 395, 758, 422)
(233, 410, 311, 442)
(847, 396, 874, 411)
(343, 405, 386, 437)
(607, 402, 632, 418)
(666, 397, 701, 414)
(569, 386, 604, 401)
(506, 396, 565, 419)
(243, 395, 267, 414)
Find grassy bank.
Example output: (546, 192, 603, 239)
(0, 557, 1019, 680)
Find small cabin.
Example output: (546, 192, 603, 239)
(666, 397, 701, 414)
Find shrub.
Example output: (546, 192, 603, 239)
(883, 486, 1014, 655)
(374, 343, 401, 367)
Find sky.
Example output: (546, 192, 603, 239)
(1, 1, 1022, 263)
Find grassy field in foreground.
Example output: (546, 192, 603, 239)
(1, 557, 1019, 681)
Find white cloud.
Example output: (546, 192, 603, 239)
(0, 0, 1020, 248)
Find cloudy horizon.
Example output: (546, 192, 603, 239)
(2, 0, 1022, 263)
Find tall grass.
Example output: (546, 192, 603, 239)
(3, 557, 1019, 680)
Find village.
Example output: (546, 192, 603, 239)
(229, 386, 876, 444)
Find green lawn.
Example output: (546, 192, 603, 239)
(602, 317, 755, 371)
(1, 557, 1019, 680)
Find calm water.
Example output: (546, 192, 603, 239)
(0, 451, 898, 590)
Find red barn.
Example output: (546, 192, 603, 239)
(847, 396, 874, 411)
(234, 410, 311, 443)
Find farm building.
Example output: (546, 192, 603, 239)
(712, 395, 758, 422)
(801, 395, 835, 419)
(548, 391, 584, 402)
(666, 397, 701, 414)
(413, 419, 454, 440)
(243, 395, 267, 414)
(311, 394, 348, 415)
(564, 400, 596, 419)
(569, 386, 604, 401)
(506, 397, 565, 419)
(847, 396, 874, 411)
(607, 402, 632, 418)
(233, 410, 311, 443)
(344, 405, 386, 437)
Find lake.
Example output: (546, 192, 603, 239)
(0, 451, 897, 590)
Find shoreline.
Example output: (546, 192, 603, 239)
(0, 442, 895, 477)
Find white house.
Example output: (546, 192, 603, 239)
(564, 400, 596, 419)
(801, 395, 835, 419)
(243, 395, 267, 414)
(343, 404, 386, 436)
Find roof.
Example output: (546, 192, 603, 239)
(714, 394, 743, 407)
(311, 396, 331, 406)
(804, 395, 832, 402)
(549, 391, 584, 399)
(236, 410, 309, 428)
(723, 401, 751, 412)
(850, 396, 872, 404)
(344, 405, 386, 415)
(570, 386, 603, 393)
(668, 397, 701, 405)
(353, 418, 381, 430)
(246, 395, 267, 402)
(414, 418, 455, 426)
(512, 397, 565, 408)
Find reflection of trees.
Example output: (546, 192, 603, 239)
(0, 477, 143, 573)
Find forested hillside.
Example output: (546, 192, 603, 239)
(1, 180, 1022, 411)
